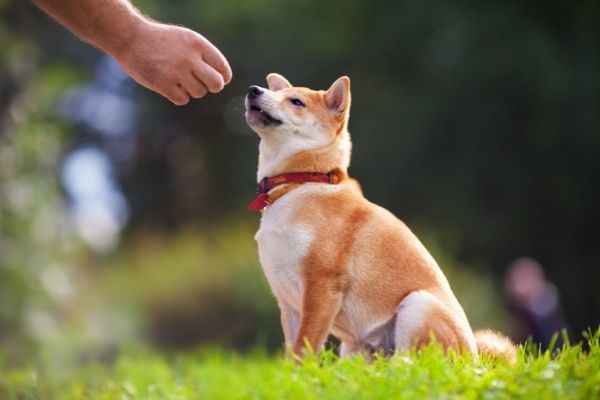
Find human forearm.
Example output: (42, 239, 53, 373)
(32, 0, 232, 105)
(31, 0, 145, 57)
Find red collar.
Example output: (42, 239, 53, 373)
(248, 171, 340, 212)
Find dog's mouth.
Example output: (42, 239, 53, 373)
(246, 103, 283, 126)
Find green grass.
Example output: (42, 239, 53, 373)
(1, 330, 599, 400)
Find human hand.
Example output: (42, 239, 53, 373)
(113, 20, 232, 105)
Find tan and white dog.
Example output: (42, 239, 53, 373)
(245, 73, 516, 363)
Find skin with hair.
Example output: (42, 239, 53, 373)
(32, 0, 232, 105)
(245, 74, 516, 363)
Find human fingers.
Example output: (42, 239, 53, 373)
(165, 84, 191, 105)
(193, 33, 232, 84)
(180, 72, 208, 99)
(192, 61, 225, 93)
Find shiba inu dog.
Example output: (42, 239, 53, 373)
(245, 73, 516, 363)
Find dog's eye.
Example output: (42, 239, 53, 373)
(290, 98, 305, 107)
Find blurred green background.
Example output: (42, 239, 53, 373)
(1, 0, 599, 367)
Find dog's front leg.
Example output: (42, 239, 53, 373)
(278, 299, 299, 351)
(293, 278, 344, 356)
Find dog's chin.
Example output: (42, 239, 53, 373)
(246, 110, 283, 128)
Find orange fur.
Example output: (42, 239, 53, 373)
(246, 74, 516, 362)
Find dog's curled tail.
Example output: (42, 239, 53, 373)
(474, 329, 518, 364)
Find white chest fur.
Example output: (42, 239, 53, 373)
(254, 188, 317, 311)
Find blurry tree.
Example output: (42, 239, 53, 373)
(0, 0, 86, 361)
(1, 0, 599, 357)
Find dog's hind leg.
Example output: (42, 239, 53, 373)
(394, 291, 476, 355)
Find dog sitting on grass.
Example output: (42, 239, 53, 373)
(245, 73, 516, 363)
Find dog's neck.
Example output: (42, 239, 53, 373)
(257, 130, 352, 182)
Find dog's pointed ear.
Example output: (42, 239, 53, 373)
(266, 73, 292, 91)
(325, 76, 351, 116)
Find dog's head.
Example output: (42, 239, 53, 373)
(245, 74, 352, 180)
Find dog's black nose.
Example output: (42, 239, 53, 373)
(247, 85, 263, 99)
